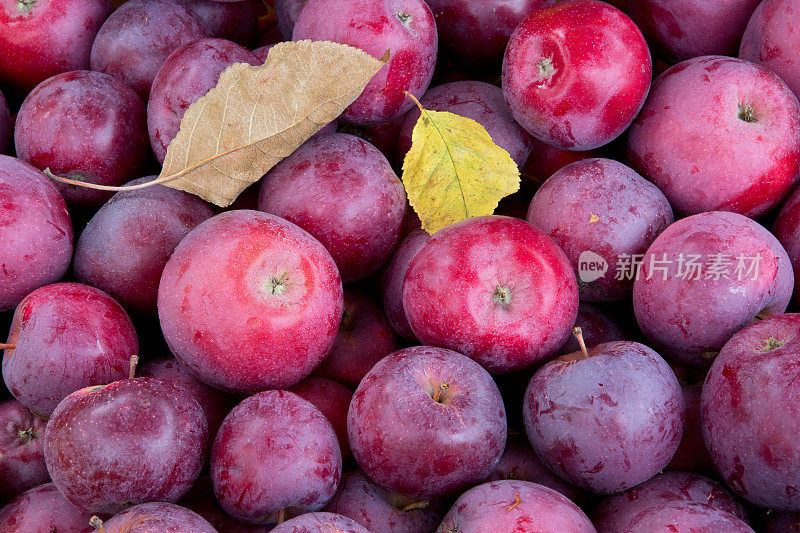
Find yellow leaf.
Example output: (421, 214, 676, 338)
(156, 40, 387, 206)
(401, 99, 520, 235)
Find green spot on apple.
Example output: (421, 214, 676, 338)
(536, 57, 555, 81)
(18, 427, 37, 443)
(761, 336, 785, 351)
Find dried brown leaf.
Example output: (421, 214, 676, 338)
(155, 40, 387, 206)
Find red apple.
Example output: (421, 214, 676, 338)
(0, 399, 48, 499)
(403, 216, 578, 373)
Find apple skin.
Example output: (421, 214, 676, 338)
(0, 155, 73, 312)
(0, 399, 48, 499)
(211, 390, 342, 524)
(524, 341, 684, 493)
(89, 0, 210, 99)
(0, 90, 10, 154)
(702, 313, 800, 510)
(292, 0, 438, 126)
(181, 476, 273, 532)
(437, 480, 596, 533)
(324, 470, 445, 533)
(628, 0, 761, 62)
(764, 511, 800, 533)
(633, 211, 794, 367)
(289, 376, 354, 464)
(380, 228, 429, 340)
(15, 70, 150, 207)
(258, 133, 407, 283)
(275, 0, 306, 39)
(347, 346, 507, 499)
(3, 282, 138, 417)
(102, 502, 218, 533)
(0, 0, 113, 95)
(521, 138, 601, 186)
(593, 471, 748, 533)
(502, 0, 651, 150)
(740, 0, 800, 101)
(43, 377, 208, 515)
(270, 512, 370, 533)
(426, 0, 554, 67)
(395, 80, 535, 167)
(186, 0, 259, 46)
(628, 55, 800, 218)
(667, 381, 715, 474)
(527, 158, 674, 302)
(0, 483, 95, 533)
(623, 502, 754, 533)
(312, 288, 398, 388)
(157, 210, 343, 393)
(402, 216, 578, 374)
(773, 184, 800, 307)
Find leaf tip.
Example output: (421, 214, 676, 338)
(380, 49, 391, 63)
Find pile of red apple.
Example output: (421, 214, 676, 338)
(3, 0, 800, 531)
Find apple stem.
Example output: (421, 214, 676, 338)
(277, 508, 288, 525)
(400, 500, 430, 512)
(44, 168, 176, 193)
(89, 516, 106, 533)
(573, 327, 589, 359)
(129, 355, 139, 379)
(506, 493, 522, 514)
(0, 343, 15, 350)
(432, 382, 449, 403)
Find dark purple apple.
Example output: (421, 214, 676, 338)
(181, 476, 272, 532)
(289, 376, 353, 464)
(668, 380, 715, 474)
(96, 502, 217, 533)
(324, 470, 444, 533)
(527, 158, 674, 301)
(624, 502, 754, 532)
(403, 216, 578, 373)
(0, 89, 9, 154)
(0, 399, 48, 499)
(186, 0, 259, 46)
(348, 346, 506, 498)
(437, 480, 595, 532)
(702, 313, 800, 510)
(628, 55, 800, 218)
(633, 211, 793, 367)
(3, 283, 138, 417)
(313, 288, 398, 388)
(557, 302, 627, 356)
(0, 483, 94, 533)
(773, 184, 800, 307)
(0, 155, 72, 312)
(270, 512, 370, 532)
(593, 471, 748, 532)
(211, 390, 342, 524)
(158, 210, 343, 393)
(89, 0, 210, 98)
(379, 228, 429, 340)
(44, 377, 208, 514)
(524, 339, 684, 493)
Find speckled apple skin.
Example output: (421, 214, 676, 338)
(629, 0, 760, 62)
(0, 400, 49, 499)
(348, 346, 507, 499)
(668, 381, 716, 473)
(633, 211, 793, 367)
(740, 0, 800, 100)
(290, 376, 354, 464)
(0, 155, 72, 312)
(324, 470, 445, 533)
(502, 0, 651, 150)
(524, 341, 684, 493)
(44, 378, 208, 515)
(211, 391, 342, 524)
(293, 0, 438, 125)
(628, 55, 800, 218)
(702, 314, 800, 510)
(403, 216, 578, 374)
(258, 133, 407, 283)
(0, 483, 94, 533)
(158, 210, 343, 393)
(436, 480, 596, 533)
(271, 512, 370, 533)
(624, 502, 754, 533)
(103, 502, 218, 533)
(380, 228, 429, 340)
(527, 158, 673, 301)
(3, 283, 138, 417)
(773, 185, 800, 307)
(593, 471, 748, 533)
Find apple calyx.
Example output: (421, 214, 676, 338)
(267, 273, 289, 296)
(89, 516, 106, 533)
(536, 57, 555, 81)
(492, 286, 512, 308)
(17, 427, 38, 444)
(400, 499, 430, 512)
(397, 12, 413, 29)
(431, 381, 450, 404)
(761, 336, 785, 351)
(16, 0, 35, 14)
(737, 103, 758, 124)
(702, 350, 719, 361)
